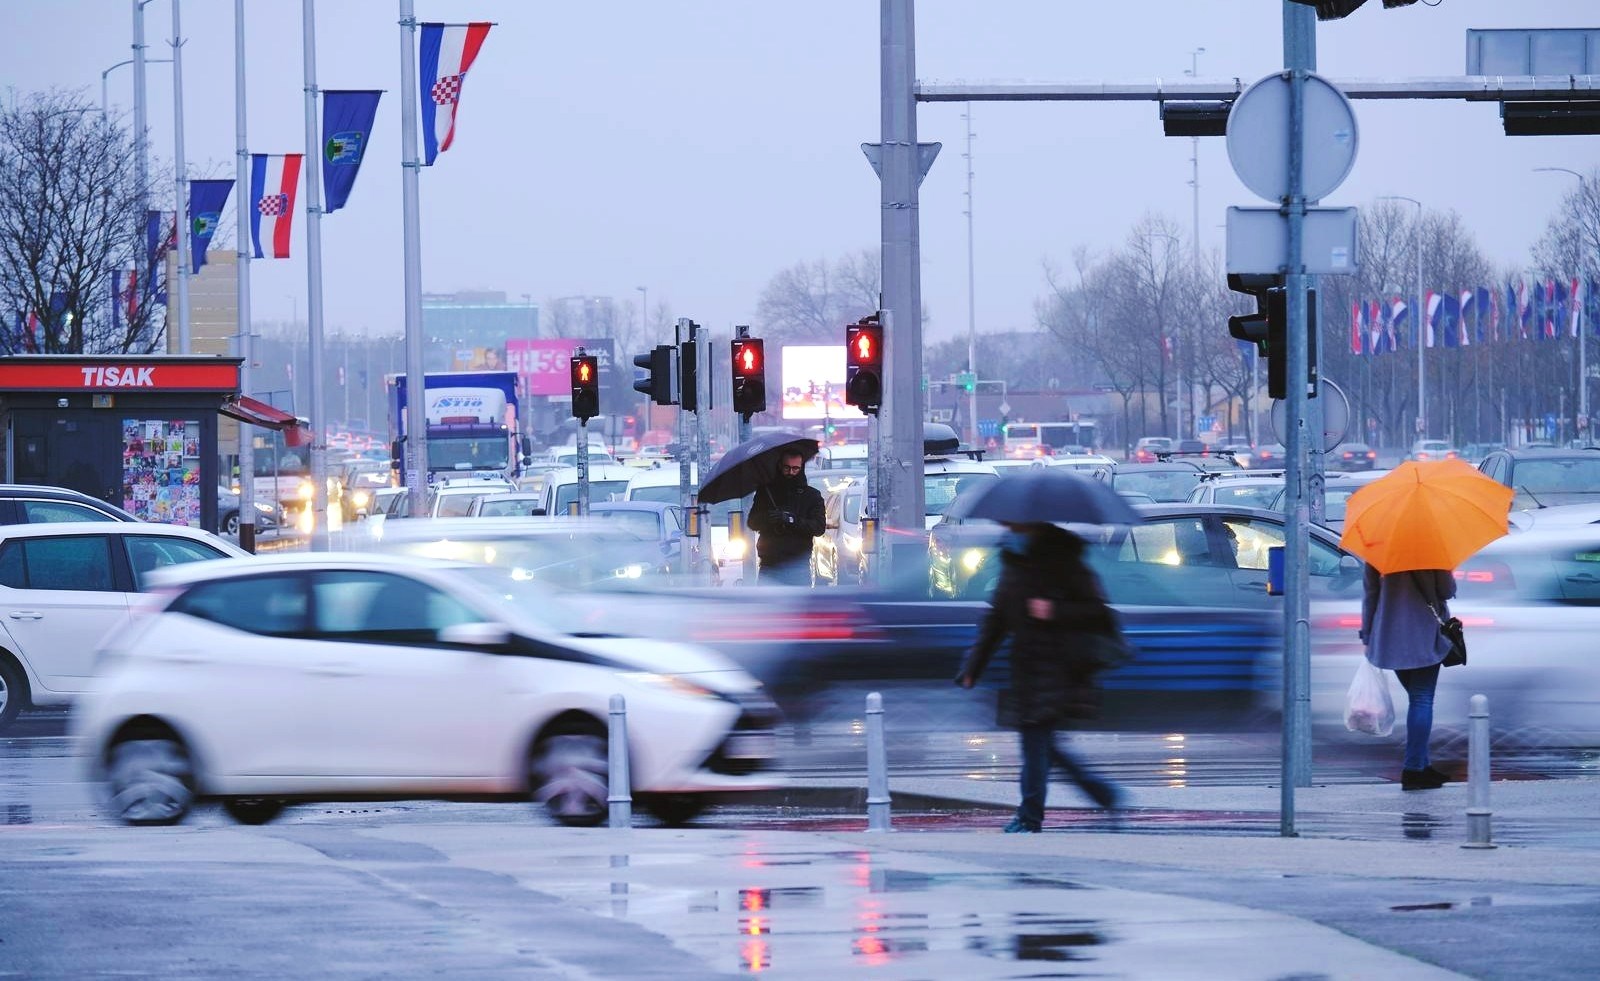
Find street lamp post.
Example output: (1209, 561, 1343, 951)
(1184, 47, 1206, 261)
(101, 57, 170, 117)
(1379, 195, 1424, 438)
(1535, 167, 1593, 436)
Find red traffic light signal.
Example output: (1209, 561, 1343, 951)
(731, 337, 766, 418)
(570, 354, 600, 421)
(845, 317, 883, 415)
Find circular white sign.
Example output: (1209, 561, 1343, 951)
(1270, 378, 1351, 454)
(1227, 72, 1359, 204)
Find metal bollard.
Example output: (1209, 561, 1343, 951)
(1462, 693, 1495, 849)
(608, 694, 632, 829)
(865, 691, 892, 832)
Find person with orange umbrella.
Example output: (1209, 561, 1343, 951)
(1340, 459, 1514, 791)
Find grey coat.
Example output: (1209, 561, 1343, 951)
(1359, 566, 1456, 670)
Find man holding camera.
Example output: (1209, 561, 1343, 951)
(747, 451, 826, 585)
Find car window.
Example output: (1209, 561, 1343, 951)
(125, 535, 229, 590)
(169, 573, 310, 636)
(1219, 517, 1343, 576)
(477, 498, 541, 517)
(1115, 518, 1216, 567)
(310, 570, 484, 641)
(1511, 458, 1600, 495)
(629, 484, 676, 505)
(1212, 485, 1281, 508)
(21, 499, 118, 523)
(591, 510, 661, 538)
(0, 535, 116, 591)
(1113, 469, 1204, 502)
(554, 480, 630, 513)
(926, 472, 996, 517)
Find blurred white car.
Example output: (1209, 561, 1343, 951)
(73, 553, 780, 827)
(0, 523, 245, 731)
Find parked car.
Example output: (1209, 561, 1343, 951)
(1247, 443, 1287, 469)
(73, 553, 779, 826)
(427, 478, 515, 518)
(0, 522, 245, 731)
(1185, 475, 1284, 509)
(1131, 437, 1174, 463)
(217, 485, 280, 537)
(1329, 442, 1378, 472)
(0, 484, 137, 525)
(1476, 446, 1600, 509)
(1407, 439, 1460, 462)
(811, 478, 866, 587)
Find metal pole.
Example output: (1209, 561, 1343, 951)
(879, 0, 928, 576)
(607, 694, 633, 828)
(133, 1, 148, 207)
(1416, 200, 1425, 437)
(169, 0, 192, 354)
(301, 0, 330, 551)
(398, 0, 429, 517)
(676, 320, 692, 576)
(1280, 1, 1317, 837)
(235, 0, 256, 554)
(1463, 693, 1495, 849)
(865, 691, 891, 831)
(577, 417, 590, 514)
(1188, 47, 1205, 261)
(963, 104, 978, 447)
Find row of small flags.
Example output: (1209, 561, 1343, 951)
(1348, 279, 1600, 355)
(96, 22, 491, 328)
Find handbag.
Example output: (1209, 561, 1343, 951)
(1430, 604, 1467, 667)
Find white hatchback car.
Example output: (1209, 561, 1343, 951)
(0, 523, 245, 731)
(74, 553, 779, 827)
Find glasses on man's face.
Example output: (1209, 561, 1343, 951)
(781, 464, 802, 474)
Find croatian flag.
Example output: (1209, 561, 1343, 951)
(1458, 289, 1475, 347)
(1516, 279, 1530, 339)
(110, 269, 139, 330)
(1424, 290, 1440, 348)
(1569, 279, 1582, 337)
(249, 154, 303, 259)
(1369, 300, 1383, 355)
(1350, 300, 1363, 355)
(1389, 297, 1407, 350)
(419, 22, 492, 166)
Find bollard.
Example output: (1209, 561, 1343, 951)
(865, 691, 892, 832)
(608, 694, 632, 829)
(1462, 693, 1495, 849)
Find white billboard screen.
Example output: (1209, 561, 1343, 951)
(780, 345, 864, 421)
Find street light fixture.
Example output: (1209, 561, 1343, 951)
(101, 57, 170, 117)
(1378, 194, 1424, 438)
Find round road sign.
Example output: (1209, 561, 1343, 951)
(1270, 378, 1351, 453)
(1227, 72, 1358, 204)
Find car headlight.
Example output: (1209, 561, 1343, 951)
(620, 671, 717, 699)
(960, 548, 988, 573)
(720, 537, 747, 562)
(612, 563, 646, 579)
(353, 490, 371, 507)
(297, 479, 314, 500)
(842, 534, 860, 554)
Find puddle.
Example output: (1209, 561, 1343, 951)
(870, 869, 1086, 893)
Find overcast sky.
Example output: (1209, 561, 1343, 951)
(2, 1, 1595, 344)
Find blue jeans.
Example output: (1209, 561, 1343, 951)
(1016, 725, 1119, 828)
(1394, 663, 1441, 771)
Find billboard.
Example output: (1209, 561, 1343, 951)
(506, 337, 618, 397)
(780, 345, 863, 421)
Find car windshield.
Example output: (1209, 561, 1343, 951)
(1212, 484, 1281, 508)
(476, 498, 541, 517)
(435, 488, 509, 517)
(1114, 469, 1203, 502)
(1513, 458, 1600, 498)
(554, 480, 631, 512)
(430, 436, 509, 471)
(591, 510, 663, 538)
(926, 472, 997, 517)
(446, 566, 602, 634)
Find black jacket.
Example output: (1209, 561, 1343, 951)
(958, 526, 1121, 728)
(747, 474, 826, 566)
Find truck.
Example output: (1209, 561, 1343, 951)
(386, 371, 530, 485)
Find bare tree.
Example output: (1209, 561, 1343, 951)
(755, 248, 881, 348)
(0, 90, 162, 353)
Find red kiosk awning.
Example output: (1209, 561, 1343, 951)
(220, 395, 300, 430)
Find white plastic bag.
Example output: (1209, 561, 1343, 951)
(1344, 660, 1396, 736)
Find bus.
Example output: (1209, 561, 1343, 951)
(1003, 420, 1099, 459)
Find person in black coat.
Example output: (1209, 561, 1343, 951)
(956, 523, 1125, 832)
(747, 451, 826, 585)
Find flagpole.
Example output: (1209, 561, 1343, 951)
(399, 0, 429, 517)
(301, 0, 330, 550)
(234, 0, 257, 553)
(169, 0, 192, 354)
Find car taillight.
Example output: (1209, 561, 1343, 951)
(1366, 451, 1376, 459)
(1342, 452, 1354, 460)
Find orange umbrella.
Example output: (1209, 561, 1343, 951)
(1339, 459, 1513, 573)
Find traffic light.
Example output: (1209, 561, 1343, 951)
(1288, 0, 1417, 20)
(845, 315, 883, 415)
(570, 354, 600, 421)
(1227, 275, 1316, 401)
(632, 345, 675, 405)
(680, 337, 699, 413)
(730, 337, 766, 419)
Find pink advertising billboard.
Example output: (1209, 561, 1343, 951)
(506, 338, 617, 397)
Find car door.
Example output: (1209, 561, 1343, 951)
(121, 534, 233, 590)
(1217, 515, 1360, 601)
(302, 569, 509, 781)
(0, 533, 128, 692)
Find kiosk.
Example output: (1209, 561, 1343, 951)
(0, 355, 295, 534)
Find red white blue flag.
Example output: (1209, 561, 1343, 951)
(249, 154, 303, 259)
(1424, 290, 1439, 348)
(1350, 300, 1363, 355)
(419, 23, 492, 166)
(110, 269, 139, 330)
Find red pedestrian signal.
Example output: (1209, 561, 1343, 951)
(731, 337, 766, 419)
(845, 316, 883, 415)
(570, 354, 600, 421)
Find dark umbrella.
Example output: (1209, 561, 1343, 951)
(699, 430, 820, 504)
(957, 467, 1141, 526)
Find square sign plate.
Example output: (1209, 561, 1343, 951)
(1226, 206, 1359, 276)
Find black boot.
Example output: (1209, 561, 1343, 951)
(1401, 768, 1447, 791)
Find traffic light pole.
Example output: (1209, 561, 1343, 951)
(576, 421, 589, 515)
(675, 320, 693, 577)
(1281, 0, 1317, 836)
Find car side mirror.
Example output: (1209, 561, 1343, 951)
(530, 507, 546, 516)
(438, 622, 512, 647)
(1338, 554, 1362, 578)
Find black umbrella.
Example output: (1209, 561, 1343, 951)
(699, 431, 820, 504)
(958, 467, 1141, 526)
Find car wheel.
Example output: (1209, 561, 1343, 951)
(530, 731, 608, 827)
(107, 735, 195, 826)
(0, 655, 24, 733)
(222, 798, 286, 825)
(222, 509, 240, 536)
(640, 793, 707, 827)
